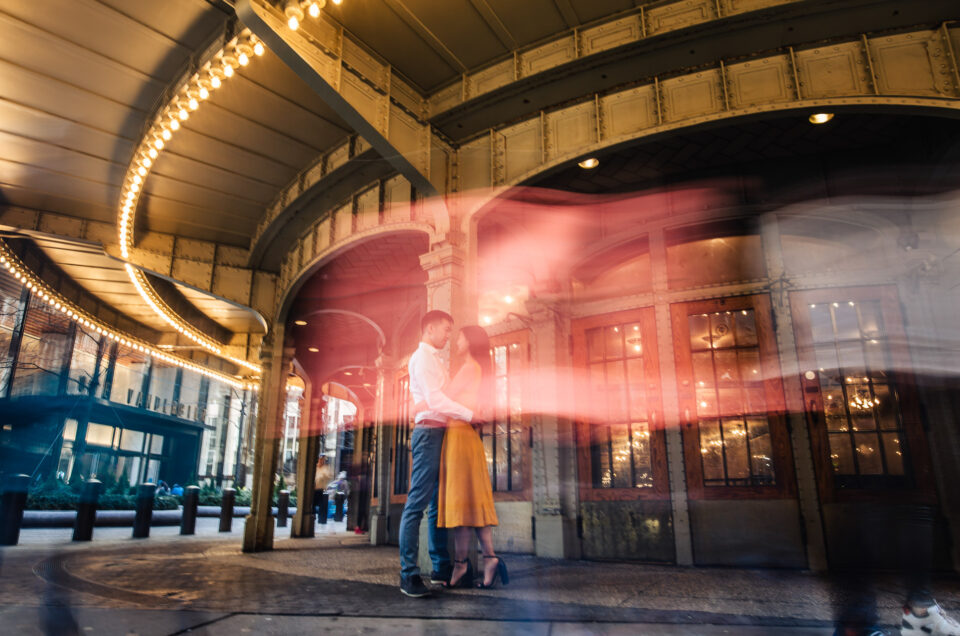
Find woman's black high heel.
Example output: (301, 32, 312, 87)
(449, 558, 474, 588)
(476, 555, 509, 588)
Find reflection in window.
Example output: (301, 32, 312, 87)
(479, 341, 525, 492)
(110, 345, 149, 406)
(585, 322, 654, 489)
(68, 327, 101, 395)
(808, 300, 906, 480)
(11, 294, 73, 396)
(666, 221, 766, 289)
(689, 310, 775, 487)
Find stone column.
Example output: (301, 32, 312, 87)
(242, 328, 293, 553)
(648, 229, 694, 566)
(527, 297, 580, 559)
(370, 354, 396, 545)
(291, 376, 318, 538)
(759, 214, 828, 571)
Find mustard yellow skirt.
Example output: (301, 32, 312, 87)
(437, 421, 498, 528)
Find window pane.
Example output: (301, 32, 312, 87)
(587, 328, 604, 363)
(834, 302, 860, 340)
(119, 429, 144, 452)
(747, 417, 774, 482)
(738, 350, 761, 383)
(688, 314, 710, 351)
(610, 424, 631, 489)
(699, 420, 724, 483)
(858, 301, 883, 339)
(696, 388, 717, 418)
(710, 312, 735, 349)
(854, 433, 883, 474)
(606, 360, 626, 422)
(631, 423, 653, 488)
(722, 419, 749, 480)
(150, 434, 164, 455)
(495, 425, 509, 491)
(837, 341, 866, 378)
(717, 388, 742, 417)
(626, 357, 647, 421)
(605, 326, 623, 359)
(829, 433, 856, 474)
(493, 345, 507, 376)
(510, 425, 523, 491)
(63, 418, 77, 442)
(715, 350, 739, 384)
(591, 425, 611, 488)
(589, 363, 606, 421)
(873, 384, 897, 430)
(809, 304, 835, 343)
(881, 432, 904, 476)
(735, 310, 758, 346)
(625, 323, 643, 357)
(692, 352, 714, 388)
(86, 422, 114, 447)
(744, 386, 766, 414)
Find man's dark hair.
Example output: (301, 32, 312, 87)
(421, 310, 453, 332)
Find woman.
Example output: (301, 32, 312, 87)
(416, 325, 508, 589)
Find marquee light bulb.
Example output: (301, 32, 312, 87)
(169, 118, 180, 131)
(188, 97, 199, 110)
(178, 108, 189, 121)
(238, 52, 249, 66)
(148, 148, 158, 159)
(254, 41, 264, 56)
(308, 3, 320, 18)
(210, 75, 222, 88)
(161, 128, 172, 141)
(199, 86, 209, 100)
(223, 64, 234, 78)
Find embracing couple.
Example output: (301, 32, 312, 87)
(398, 310, 508, 598)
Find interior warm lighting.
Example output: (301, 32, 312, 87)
(148, 148, 158, 159)
(308, 2, 321, 19)
(238, 52, 249, 67)
(153, 138, 164, 150)
(210, 75, 222, 89)
(161, 129, 172, 141)
(332, 0, 342, 5)
(808, 112, 834, 124)
(188, 97, 199, 111)
(253, 41, 264, 56)
(344, 371, 353, 375)
(503, 295, 514, 304)
(169, 118, 180, 131)
(482, 316, 492, 325)
(223, 64, 234, 78)
(178, 108, 189, 121)
(294, 320, 307, 326)
(198, 86, 209, 100)
(308, 347, 319, 353)
(578, 157, 599, 169)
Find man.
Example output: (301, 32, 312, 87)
(398, 310, 474, 598)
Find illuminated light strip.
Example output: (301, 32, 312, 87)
(0, 242, 254, 391)
(117, 27, 265, 374)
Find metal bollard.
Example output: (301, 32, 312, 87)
(316, 491, 329, 525)
(0, 474, 31, 546)
(334, 492, 345, 522)
(180, 485, 199, 535)
(72, 478, 101, 542)
(132, 483, 156, 539)
(219, 488, 235, 532)
(277, 490, 289, 528)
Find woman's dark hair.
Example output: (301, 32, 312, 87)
(460, 325, 493, 417)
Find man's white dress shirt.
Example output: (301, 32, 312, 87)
(408, 341, 473, 425)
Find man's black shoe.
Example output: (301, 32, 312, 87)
(429, 568, 452, 586)
(400, 575, 431, 598)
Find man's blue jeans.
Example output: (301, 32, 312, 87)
(399, 425, 449, 580)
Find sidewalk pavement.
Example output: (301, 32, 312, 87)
(2, 527, 957, 635)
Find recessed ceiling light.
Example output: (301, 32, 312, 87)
(808, 113, 834, 125)
(294, 320, 307, 326)
(578, 157, 599, 169)
(344, 371, 353, 375)
(308, 347, 319, 353)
